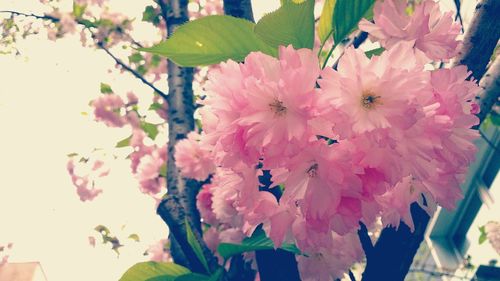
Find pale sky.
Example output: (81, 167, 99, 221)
(0, 1, 493, 281)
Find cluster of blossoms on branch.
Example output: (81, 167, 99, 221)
(172, 0, 480, 279)
(59, 0, 223, 204)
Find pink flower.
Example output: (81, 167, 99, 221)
(60, 13, 77, 34)
(297, 232, 363, 281)
(196, 183, 217, 225)
(88, 236, 96, 247)
(359, 0, 461, 61)
(202, 46, 320, 168)
(418, 66, 479, 209)
(136, 147, 166, 195)
(174, 132, 216, 181)
(130, 130, 155, 173)
(147, 239, 171, 262)
(319, 42, 429, 134)
(485, 221, 500, 255)
(126, 92, 139, 105)
(376, 176, 422, 231)
(92, 94, 126, 127)
(67, 159, 103, 202)
(203, 227, 221, 253)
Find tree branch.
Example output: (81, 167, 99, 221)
(357, 222, 373, 259)
(474, 56, 500, 127)
(155, 0, 218, 272)
(361, 203, 430, 281)
(97, 41, 168, 99)
(223, 0, 254, 22)
(0, 10, 167, 99)
(255, 249, 301, 281)
(0, 10, 58, 21)
(157, 196, 218, 273)
(452, 0, 500, 81)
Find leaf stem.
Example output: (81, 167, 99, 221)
(321, 42, 337, 69)
(316, 29, 333, 58)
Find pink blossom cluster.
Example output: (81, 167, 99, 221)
(132, 130, 167, 196)
(147, 239, 172, 262)
(0, 243, 13, 266)
(67, 157, 109, 202)
(485, 221, 500, 255)
(359, 0, 461, 62)
(90, 91, 167, 198)
(68, 91, 166, 201)
(45, 11, 77, 41)
(175, 132, 216, 181)
(186, 0, 478, 277)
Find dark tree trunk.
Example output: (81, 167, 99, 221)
(256, 249, 301, 281)
(156, 0, 218, 273)
(361, 203, 430, 281)
(223, 0, 255, 22)
(453, 0, 500, 81)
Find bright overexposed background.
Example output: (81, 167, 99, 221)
(0, 1, 491, 281)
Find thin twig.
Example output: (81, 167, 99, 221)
(453, 0, 465, 33)
(0, 10, 58, 21)
(1, 10, 167, 99)
(96, 41, 168, 99)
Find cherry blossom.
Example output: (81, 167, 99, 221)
(485, 221, 500, 255)
(359, 0, 461, 61)
(174, 131, 215, 181)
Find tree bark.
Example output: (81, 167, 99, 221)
(256, 249, 301, 281)
(474, 56, 500, 127)
(361, 203, 430, 281)
(452, 0, 500, 81)
(156, 0, 218, 273)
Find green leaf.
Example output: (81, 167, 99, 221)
(128, 234, 140, 242)
(139, 15, 277, 67)
(129, 53, 144, 63)
(254, 0, 315, 50)
(365, 47, 385, 58)
(332, 0, 375, 44)
(116, 135, 132, 148)
(149, 102, 163, 111)
(217, 228, 301, 259)
(119, 262, 190, 281)
(143, 5, 161, 25)
(141, 122, 159, 140)
(100, 82, 113, 94)
(479, 226, 487, 244)
(159, 163, 167, 177)
(67, 152, 78, 157)
(137, 65, 148, 76)
(95, 225, 110, 235)
(174, 273, 211, 281)
(185, 218, 210, 273)
(150, 54, 162, 67)
(72, 2, 86, 18)
(317, 0, 336, 44)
